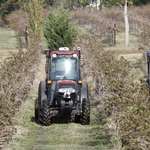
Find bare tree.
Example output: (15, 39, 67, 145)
(115, 0, 129, 47)
(124, 0, 129, 47)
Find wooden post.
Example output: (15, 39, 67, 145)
(114, 24, 116, 46)
(25, 26, 28, 47)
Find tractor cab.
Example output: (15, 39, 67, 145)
(45, 47, 82, 106)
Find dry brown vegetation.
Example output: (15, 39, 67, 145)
(72, 5, 150, 49)
(0, 43, 42, 149)
(76, 34, 150, 149)
(8, 10, 29, 36)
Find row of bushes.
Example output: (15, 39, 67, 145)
(73, 9, 150, 149)
(72, 5, 150, 48)
(0, 43, 42, 148)
(0, 1, 44, 148)
(76, 34, 150, 149)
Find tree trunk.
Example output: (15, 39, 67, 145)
(97, 0, 100, 10)
(124, 0, 129, 47)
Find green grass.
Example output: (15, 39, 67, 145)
(0, 28, 17, 50)
(0, 28, 48, 50)
(116, 32, 138, 47)
(79, 27, 138, 48)
(106, 47, 140, 54)
(102, 32, 138, 47)
(9, 99, 121, 150)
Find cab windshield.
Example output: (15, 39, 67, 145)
(51, 56, 78, 80)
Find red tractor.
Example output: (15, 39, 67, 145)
(35, 47, 90, 125)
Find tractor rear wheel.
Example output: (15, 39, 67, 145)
(41, 99, 51, 126)
(82, 98, 90, 125)
(37, 81, 47, 124)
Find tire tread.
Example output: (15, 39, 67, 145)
(82, 98, 90, 125)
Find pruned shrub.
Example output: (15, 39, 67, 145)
(0, 42, 42, 148)
(8, 10, 29, 35)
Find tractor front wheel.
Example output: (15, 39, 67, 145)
(42, 99, 51, 126)
(82, 98, 90, 125)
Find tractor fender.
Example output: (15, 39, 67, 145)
(80, 80, 88, 104)
(39, 80, 47, 109)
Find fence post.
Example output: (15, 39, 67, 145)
(25, 26, 28, 47)
(113, 24, 116, 46)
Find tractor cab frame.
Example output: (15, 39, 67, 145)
(35, 47, 90, 125)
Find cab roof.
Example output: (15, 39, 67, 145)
(50, 51, 79, 57)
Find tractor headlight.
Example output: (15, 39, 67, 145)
(73, 54, 78, 58)
(52, 54, 57, 58)
(58, 88, 66, 93)
(68, 88, 76, 93)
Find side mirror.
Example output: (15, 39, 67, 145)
(46, 51, 49, 58)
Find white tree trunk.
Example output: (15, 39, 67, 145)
(97, 0, 100, 10)
(124, 0, 129, 47)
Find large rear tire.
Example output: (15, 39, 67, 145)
(82, 98, 90, 125)
(41, 99, 51, 126)
(37, 81, 47, 124)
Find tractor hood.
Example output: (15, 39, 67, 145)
(56, 80, 77, 99)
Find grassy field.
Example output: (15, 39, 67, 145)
(0, 27, 48, 63)
(79, 27, 139, 48)
(116, 32, 138, 47)
(0, 28, 48, 50)
(0, 28, 17, 50)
